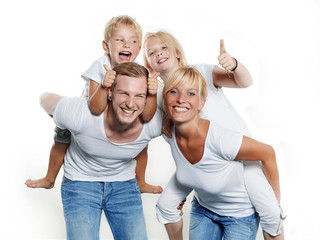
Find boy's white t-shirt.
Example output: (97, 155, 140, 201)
(53, 97, 162, 182)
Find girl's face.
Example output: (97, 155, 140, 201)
(145, 36, 180, 74)
(165, 82, 205, 124)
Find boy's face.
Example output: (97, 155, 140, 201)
(104, 26, 141, 68)
(145, 36, 180, 74)
(108, 74, 147, 126)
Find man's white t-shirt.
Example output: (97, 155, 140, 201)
(53, 97, 162, 182)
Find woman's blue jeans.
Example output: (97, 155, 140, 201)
(189, 197, 259, 240)
(61, 177, 148, 240)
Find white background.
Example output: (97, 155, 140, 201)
(1, 0, 319, 239)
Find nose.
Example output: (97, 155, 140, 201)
(156, 51, 162, 57)
(176, 93, 185, 103)
(125, 96, 135, 108)
(123, 40, 130, 48)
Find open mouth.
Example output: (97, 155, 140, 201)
(173, 106, 188, 112)
(158, 58, 168, 64)
(119, 51, 132, 61)
(121, 108, 135, 114)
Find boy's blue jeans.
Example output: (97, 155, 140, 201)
(189, 197, 259, 240)
(61, 177, 148, 240)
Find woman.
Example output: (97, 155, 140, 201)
(158, 67, 283, 240)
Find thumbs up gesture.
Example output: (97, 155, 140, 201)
(147, 72, 160, 95)
(101, 64, 116, 88)
(218, 39, 237, 71)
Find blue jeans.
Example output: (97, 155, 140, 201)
(61, 177, 147, 240)
(189, 198, 259, 240)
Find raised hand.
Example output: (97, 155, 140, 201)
(147, 72, 160, 95)
(101, 64, 116, 88)
(217, 39, 237, 71)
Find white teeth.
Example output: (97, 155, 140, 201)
(174, 107, 188, 112)
(158, 58, 167, 64)
(122, 108, 134, 114)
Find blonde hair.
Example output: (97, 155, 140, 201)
(142, 31, 187, 73)
(104, 15, 142, 44)
(161, 67, 207, 124)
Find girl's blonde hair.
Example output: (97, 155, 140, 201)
(161, 67, 207, 129)
(142, 31, 187, 73)
(104, 15, 142, 44)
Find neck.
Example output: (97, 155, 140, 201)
(174, 117, 206, 140)
(160, 65, 179, 82)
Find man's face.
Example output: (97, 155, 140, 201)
(110, 74, 147, 126)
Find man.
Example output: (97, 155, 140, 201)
(40, 62, 161, 240)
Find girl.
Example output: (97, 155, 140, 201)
(143, 31, 284, 239)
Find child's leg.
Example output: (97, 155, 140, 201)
(135, 146, 163, 194)
(243, 161, 286, 240)
(25, 127, 70, 189)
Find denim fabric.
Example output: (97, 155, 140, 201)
(61, 177, 147, 240)
(189, 197, 259, 240)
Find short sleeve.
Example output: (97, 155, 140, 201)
(219, 129, 243, 161)
(81, 57, 109, 84)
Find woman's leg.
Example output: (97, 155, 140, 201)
(189, 198, 223, 240)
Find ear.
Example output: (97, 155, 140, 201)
(107, 87, 112, 99)
(198, 97, 206, 111)
(175, 50, 180, 60)
(102, 41, 110, 54)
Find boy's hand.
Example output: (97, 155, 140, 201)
(101, 64, 116, 88)
(217, 39, 237, 71)
(147, 72, 160, 95)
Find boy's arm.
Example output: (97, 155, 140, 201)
(89, 64, 116, 115)
(236, 136, 281, 202)
(39, 92, 64, 116)
(140, 72, 159, 122)
(213, 39, 253, 89)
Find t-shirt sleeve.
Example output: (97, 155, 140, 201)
(146, 109, 162, 137)
(81, 59, 106, 84)
(194, 63, 217, 91)
(218, 128, 243, 161)
(53, 97, 85, 133)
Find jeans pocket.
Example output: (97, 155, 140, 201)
(61, 176, 73, 186)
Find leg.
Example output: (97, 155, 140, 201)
(103, 179, 148, 240)
(221, 212, 259, 240)
(189, 198, 223, 240)
(243, 161, 285, 238)
(135, 146, 163, 194)
(61, 177, 103, 240)
(25, 141, 68, 189)
(165, 220, 183, 240)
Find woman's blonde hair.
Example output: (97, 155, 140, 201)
(142, 31, 187, 73)
(104, 15, 142, 44)
(161, 67, 207, 130)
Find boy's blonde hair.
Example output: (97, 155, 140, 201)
(143, 31, 187, 73)
(104, 15, 142, 44)
(161, 67, 207, 126)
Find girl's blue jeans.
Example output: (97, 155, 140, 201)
(189, 197, 259, 240)
(61, 177, 148, 240)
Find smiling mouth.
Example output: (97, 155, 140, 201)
(173, 106, 188, 112)
(158, 58, 168, 64)
(121, 108, 135, 114)
(119, 51, 132, 60)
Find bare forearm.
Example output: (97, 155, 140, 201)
(165, 220, 183, 240)
(233, 61, 253, 88)
(140, 94, 157, 122)
(89, 85, 108, 115)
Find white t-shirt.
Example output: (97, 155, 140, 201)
(162, 121, 255, 218)
(80, 55, 111, 98)
(53, 97, 162, 182)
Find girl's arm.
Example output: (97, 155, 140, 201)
(39, 92, 64, 116)
(236, 136, 281, 202)
(212, 39, 253, 89)
(89, 65, 115, 115)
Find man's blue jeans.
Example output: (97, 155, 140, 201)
(189, 197, 259, 240)
(61, 177, 148, 240)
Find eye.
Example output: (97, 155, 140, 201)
(188, 92, 196, 96)
(162, 46, 167, 50)
(131, 40, 137, 44)
(116, 38, 123, 42)
(148, 51, 154, 56)
(169, 90, 177, 94)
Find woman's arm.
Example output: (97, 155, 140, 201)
(212, 39, 253, 89)
(236, 136, 281, 201)
(39, 92, 64, 117)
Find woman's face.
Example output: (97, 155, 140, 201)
(165, 82, 204, 124)
(145, 36, 180, 74)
